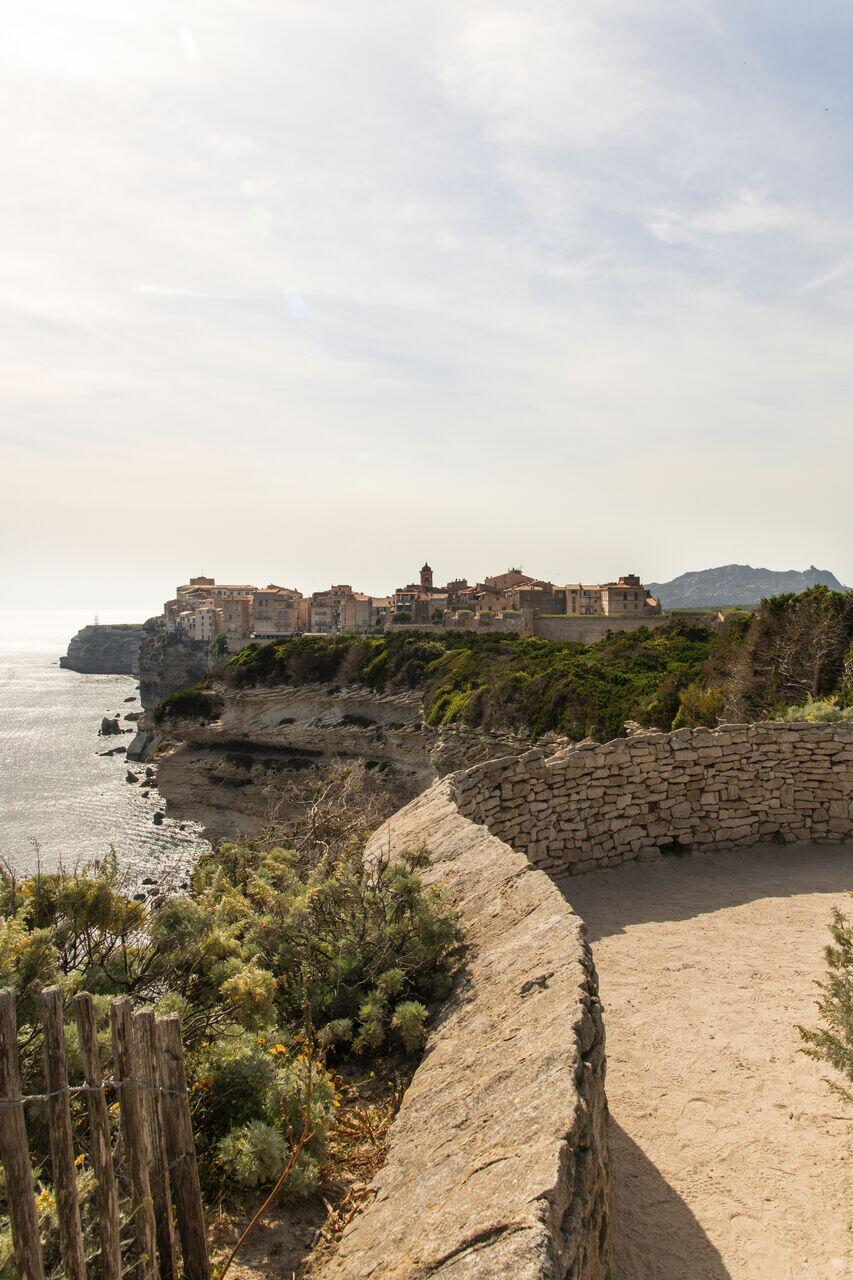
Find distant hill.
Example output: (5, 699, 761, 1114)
(647, 564, 849, 609)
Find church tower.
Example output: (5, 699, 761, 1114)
(420, 562, 434, 592)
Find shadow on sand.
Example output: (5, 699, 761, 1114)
(554, 842, 853, 943)
(609, 1120, 732, 1280)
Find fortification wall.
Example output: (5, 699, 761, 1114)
(452, 722, 853, 875)
(322, 778, 611, 1280)
(531, 615, 673, 643)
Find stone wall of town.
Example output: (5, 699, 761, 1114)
(320, 778, 611, 1280)
(451, 722, 853, 875)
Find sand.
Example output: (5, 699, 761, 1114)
(559, 843, 853, 1280)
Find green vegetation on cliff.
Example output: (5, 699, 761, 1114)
(153, 683, 223, 724)
(226, 623, 714, 740)
(220, 587, 852, 740)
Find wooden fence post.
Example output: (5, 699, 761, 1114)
(156, 1016, 210, 1280)
(74, 993, 122, 1280)
(0, 988, 45, 1280)
(40, 987, 87, 1280)
(133, 1009, 178, 1280)
(111, 998, 160, 1280)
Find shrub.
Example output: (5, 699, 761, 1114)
(773, 697, 853, 724)
(799, 905, 853, 1105)
(672, 682, 726, 728)
(0, 822, 460, 1198)
(153, 684, 223, 724)
(218, 1121, 289, 1189)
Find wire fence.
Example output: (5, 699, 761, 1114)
(0, 987, 210, 1280)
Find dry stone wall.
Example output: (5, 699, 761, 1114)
(321, 779, 611, 1280)
(452, 722, 853, 875)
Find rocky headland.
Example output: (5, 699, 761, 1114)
(60, 623, 145, 674)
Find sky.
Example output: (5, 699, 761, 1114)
(1, 0, 852, 615)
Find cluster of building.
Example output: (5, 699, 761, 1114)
(163, 566, 661, 650)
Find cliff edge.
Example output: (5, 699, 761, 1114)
(60, 623, 145, 675)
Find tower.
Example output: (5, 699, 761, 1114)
(420, 562, 434, 592)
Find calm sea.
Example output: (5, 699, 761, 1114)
(0, 610, 211, 882)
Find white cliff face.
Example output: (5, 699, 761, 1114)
(148, 680, 540, 842)
(60, 624, 144, 675)
(137, 622, 213, 710)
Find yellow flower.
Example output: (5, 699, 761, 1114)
(269, 1043, 288, 1056)
(75, 1153, 86, 1167)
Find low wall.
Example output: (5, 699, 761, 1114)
(452, 722, 853, 875)
(322, 779, 611, 1279)
(323, 721, 851, 1277)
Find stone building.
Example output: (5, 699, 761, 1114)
(600, 573, 660, 616)
(393, 562, 454, 622)
(565, 574, 661, 617)
(252, 585, 305, 639)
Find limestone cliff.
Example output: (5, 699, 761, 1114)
(60, 624, 145, 675)
(147, 679, 539, 842)
(137, 619, 213, 709)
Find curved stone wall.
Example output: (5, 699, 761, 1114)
(452, 723, 853, 876)
(322, 779, 611, 1279)
(322, 722, 851, 1277)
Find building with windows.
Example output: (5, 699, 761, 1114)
(252, 585, 305, 639)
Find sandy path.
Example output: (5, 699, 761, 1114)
(558, 844, 853, 1280)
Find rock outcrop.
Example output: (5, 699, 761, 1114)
(148, 681, 539, 842)
(137, 620, 213, 710)
(60, 624, 144, 675)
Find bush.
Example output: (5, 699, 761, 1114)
(0, 824, 460, 1199)
(773, 697, 853, 724)
(799, 905, 853, 1105)
(672, 682, 726, 728)
(153, 684, 223, 724)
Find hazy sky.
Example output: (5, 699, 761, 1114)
(2, 0, 852, 614)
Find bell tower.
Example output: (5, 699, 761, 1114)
(420, 562, 434, 592)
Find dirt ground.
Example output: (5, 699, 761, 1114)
(559, 842, 853, 1280)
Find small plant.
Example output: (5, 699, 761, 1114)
(799, 904, 853, 1105)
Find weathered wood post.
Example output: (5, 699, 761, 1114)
(74, 992, 122, 1280)
(0, 988, 45, 1280)
(133, 1009, 178, 1280)
(111, 997, 160, 1280)
(40, 986, 87, 1280)
(156, 1015, 210, 1280)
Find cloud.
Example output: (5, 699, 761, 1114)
(798, 255, 853, 294)
(691, 189, 796, 235)
(0, 0, 852, 604)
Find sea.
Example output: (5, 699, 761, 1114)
(0, 610, 211, 884)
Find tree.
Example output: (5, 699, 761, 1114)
(799, 904, 853, 1105)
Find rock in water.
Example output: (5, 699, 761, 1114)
(100, 716, 121, 736)
(126, 771, 139, 783)
(152, 811, 164, 825)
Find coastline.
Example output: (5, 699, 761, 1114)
(0, 610, 211, 884)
